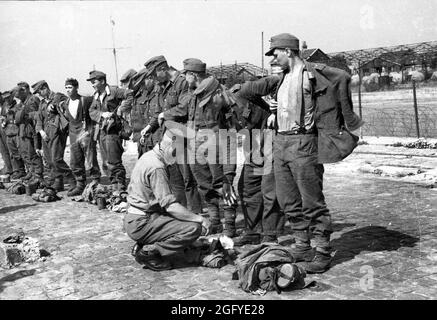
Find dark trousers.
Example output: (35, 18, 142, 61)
(6, 135, 25, 175)
(70, 133, 101, 182)
(100, 132, 126, 185)
(124, 212, 202, 257)
(189, 135, 236, 231)
(19, 136, 43, 178)
(0, 126, 13, 174)
(45, 133, 72, 179)
(238, 162, 284, 237)
(273, 134, 332, 245)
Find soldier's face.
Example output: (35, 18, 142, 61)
(17, 89, 27, 101)
(273, 48, 291, 70)
(91, 79, 106, 92)
(185, 72, 198, 88)
(144, 78, 154, 92)
(65, 85, 78, 98)
(39, 87, 49, 98)
(155, 69, 168, 84)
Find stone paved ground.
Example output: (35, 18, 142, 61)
(0, 141, 436, 300)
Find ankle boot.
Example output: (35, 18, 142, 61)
(52, 177, 64, 192)
(223, 207, 237, 238)
(207, 202, 222, 234)
(67, 180, 85, 197)
(289, 230, 314, 262)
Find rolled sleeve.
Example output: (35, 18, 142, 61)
(148, 168, 178, 208)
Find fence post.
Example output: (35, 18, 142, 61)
(412, 80, 420, 138)
(358, 63, 363, 139)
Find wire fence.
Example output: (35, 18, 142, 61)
(352, 84, 437, 138)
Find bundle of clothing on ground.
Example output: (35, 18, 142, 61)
(71, 180, 128, 213)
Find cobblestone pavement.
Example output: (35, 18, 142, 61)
(0, 145, 436, 300)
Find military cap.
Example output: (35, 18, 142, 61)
(265, 33, 300, 56)
(120, 69, 137, 83)
(17, 81, 30, 90)
(31, 80, 48, 94)
(181, 58, 206, 74)
(86, 70, 106, 81)
(2, 90, 12, 99)
(144, 55, 168, 73)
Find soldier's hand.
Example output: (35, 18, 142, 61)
(229, 84, 241, 93)
(158, 112, 165, 127)
(267, 114, 276, 129)
(47, 104, 55, 113)
(222, 183, 237, 207)
(36, 149, 44, 157)
(140, 125, 151, 137)
(200, 216, 211, 236)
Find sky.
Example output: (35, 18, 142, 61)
(0, 0, 436, 94)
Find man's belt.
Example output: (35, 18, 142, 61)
(278, 128, 316, 136)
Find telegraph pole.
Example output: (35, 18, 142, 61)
(261, 31, 264, 76)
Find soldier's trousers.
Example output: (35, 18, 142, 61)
(273, 133, 332, 250)
(70, 133, 101, 182)
(124, 212, 202, 257)
(44, 133, 72, 180)
(237, 162, 284, 237)
(100, 132, 126, 186)
(0, 126, 13, 174)
(19, 136, 43, 178)
(5, 135, 25, 176)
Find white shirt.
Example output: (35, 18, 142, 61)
(68, 98, 80, 119)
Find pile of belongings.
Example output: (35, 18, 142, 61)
(31, 186, 61, 202)
(233, 243, 311, 295)
(72, 181, 128, 213)
(6, 181, 26, 195)
(1, 230, 47, 268)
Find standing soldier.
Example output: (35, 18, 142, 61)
(240, 33, 364, 273)
(142, 56, 202, 215)
(33, 80, 73, 191)
(0, 92, 13, 177)
(1, 89, 26, 179)
(14, 82, 44, 185)
(162, 58, 238, 237)
(61, 78, 101, 196)
(130, 68, 160, 157)
(87, 70, 133, 191)
(229, 75, 285, 246)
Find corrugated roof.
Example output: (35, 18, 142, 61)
(207, 62, 269, 79)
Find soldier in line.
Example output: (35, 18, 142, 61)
(14, 82, 44, 185)
(142, 56, 202, 215)
(161, 58, 238, 237)
(33, 80, 73, 191)
(0, 92, 14, 177)
(1, 89, 26, 180)
(60, 78, 101, 197)
(129, 68, 161, 158)
(87, 70, 133, 191)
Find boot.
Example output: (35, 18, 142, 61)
(67, 179, 77, 192)
(223, 207, 237, 238)
(297, 250, 332, 274)
(207, 202, 222, 234)
(289, 230, 314, 262)
(64, 173, 76, 189)
(52, 177, 64, 192)
(261, 234, 278, 244)
(233, 232, 261, 246)
(135, 246, 172, 271)
(11, 171, 26, 180)
(67, 180, 85, 197)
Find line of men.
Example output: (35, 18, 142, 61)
(0, 32, 364, 274)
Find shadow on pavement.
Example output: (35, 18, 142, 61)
(331, 226, 419, 267)
(0, 204, 37, 215)
(0, 269, 37, 294)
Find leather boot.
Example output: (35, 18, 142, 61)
(52, 177, 64, 192)
(135, 247, 172, 271)
(289, 230, 314, 262)
(297, 250, 332, 274)
(207, 202, 222, 234)
(67, 180, 85, 197)
(223, 207, 237, 238)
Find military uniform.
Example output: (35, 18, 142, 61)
(145, 56, 202, 214)
(2, 94, 26, 178)
(33, 81, 72, 187)
(0, 92, 13, 175)
(14, 87, 43, 181)
(87, 71, 133, 190)
(230, 76, 285, 243)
